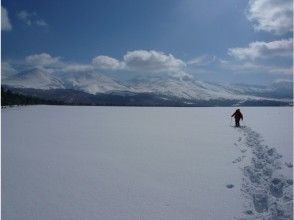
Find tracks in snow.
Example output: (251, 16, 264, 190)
(232, 126, 293, 220)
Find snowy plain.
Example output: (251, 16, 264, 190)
(2, 106, 293, 220)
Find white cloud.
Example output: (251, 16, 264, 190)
(187, 55, 217, 66)
(247, 0, 293, 34)
(35, 19, 48, 27)
(228, 38, 293, 60)
(123, 50, 185, 72)
(220, 60, 293, 75)
(63, 64, 94, 73)
(1, 61, 17, 79)
(92, 56, 122, 70)
(25, 53, 61, 67)
(1, 6, 12, 31)
(273, 78, 293, 84)
(92, 50, 186, 74)
(17, 10, 48, 27)
(8, 50, 188, 77)
(17, 10, 32, 25)
(271, 79, 293, 90)
(168, 70, 193, 80)
(267, 67, 293, 75)
(24, 53, 94, 73)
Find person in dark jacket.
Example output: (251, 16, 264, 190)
(231, 109, 243, 127)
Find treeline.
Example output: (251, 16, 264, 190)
(1, 88, 64, 106)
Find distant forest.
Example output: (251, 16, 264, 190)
(1, 88, 64, 106)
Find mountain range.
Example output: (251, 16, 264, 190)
(2, 68, 293, 106)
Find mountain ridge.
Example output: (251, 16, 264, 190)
(2, 68, 293, 106)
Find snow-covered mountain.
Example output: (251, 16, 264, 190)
(3, 68, 131, 94)
(3, 68, 64, 90)
(62, 72, 131, 94)
(130, 77, 253, 100)
(2, 68, 293, 106)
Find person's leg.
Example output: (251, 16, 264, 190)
(236, 119, 240, 127)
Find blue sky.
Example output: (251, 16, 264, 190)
(1, 0, 293, 85)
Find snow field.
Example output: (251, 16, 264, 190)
(1, 106, 292, 220)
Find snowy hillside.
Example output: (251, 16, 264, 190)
(3, 68, 131, 94)
(2, 69, 293, 106)
(131, 77, 257, 100)
(63, 72, 131, 94)
(2, 106, 293, 220)
(3, 68, 65, 90)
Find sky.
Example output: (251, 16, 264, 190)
(1, 0, 293, 85)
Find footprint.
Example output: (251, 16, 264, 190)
(226, 184, 234, 189)
(285, 162, 293, 168)
(270, 178, 284, 198)
(286, 179, 293, 185)
(283, 194, 293, 202)
(233, 157, 241, 164)
(233, 156, 245, 164)
(241, 149, 247, 153)
(253, 193, 268, 213)
(238, 137, 242, 142)
(244, 210, 253, 215)
(244, 166, 262, 184)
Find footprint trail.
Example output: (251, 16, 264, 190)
(233, 126, 293, 219)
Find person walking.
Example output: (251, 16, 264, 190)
(231, 109, 243, 127)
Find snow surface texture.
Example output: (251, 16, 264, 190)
(234, 127, 293, 219)
(2, 106, 293, 220)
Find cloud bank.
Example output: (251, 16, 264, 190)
(123, 50, 185, 72)
(92, 56, 123, 70)
(25, 53, 60, 67)
(1, 6, 12, 31)
(247, 0, 293, 34)
(1, 61, 17, 79)
(228, 38, 293, 60)
(8, 50, 188, 77)
(93, 50, 185, 73)
(187, 55, 217, 66)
